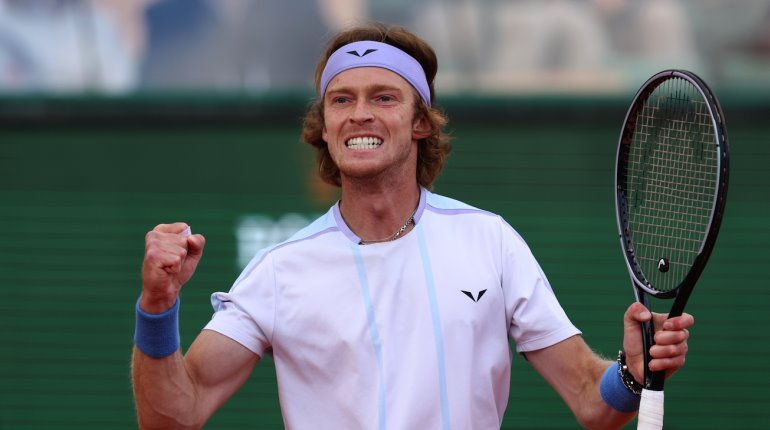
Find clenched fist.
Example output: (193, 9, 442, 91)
(140, 223, 206, 313)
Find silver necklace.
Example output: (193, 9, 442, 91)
(357, 209, 417, 245)
(359, 215, 414, 245)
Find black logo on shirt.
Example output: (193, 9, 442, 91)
(461, 289, 487, 302)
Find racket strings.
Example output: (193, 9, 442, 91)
(624, 77, 718, 292)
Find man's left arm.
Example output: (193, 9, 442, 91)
(524, 303, 694, 430)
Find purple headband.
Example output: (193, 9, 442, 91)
(319, 41, 432, 107)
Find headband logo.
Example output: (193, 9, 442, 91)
(346, 48, 378, 57)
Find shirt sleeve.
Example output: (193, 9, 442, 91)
(203, 249, 277, 358)
(499, 218, 581, 353)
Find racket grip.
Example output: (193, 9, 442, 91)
(637, 389, 664, 430)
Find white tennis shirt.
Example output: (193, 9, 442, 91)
(205, 188, 580, 429)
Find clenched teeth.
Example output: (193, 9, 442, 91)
(346, 136, 383, 149)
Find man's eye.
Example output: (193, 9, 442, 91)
(332, 97, 349, 104)
(377, 95, 395, 102)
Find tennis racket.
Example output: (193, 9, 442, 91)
(614, 70, 729, 430)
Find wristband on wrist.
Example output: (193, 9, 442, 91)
(134, 297, 180, 358)
(600, 350, 642, 413)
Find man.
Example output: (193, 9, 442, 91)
(132, 23, 693, 429)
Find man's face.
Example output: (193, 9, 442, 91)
(322, 67, 428, 184)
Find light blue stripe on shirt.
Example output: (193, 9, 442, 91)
(416, 224, 452, 430)
(350, 244, 387, 430)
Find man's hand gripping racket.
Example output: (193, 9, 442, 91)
(614, 70, 729, 429)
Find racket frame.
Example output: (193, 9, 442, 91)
(614, 69, 729, 392)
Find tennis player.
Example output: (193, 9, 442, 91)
(132, 23, 694, 429)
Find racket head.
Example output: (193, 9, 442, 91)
(615, 69, 729, 299)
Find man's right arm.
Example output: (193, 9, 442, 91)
(132, 223, 260, 429)
(132, 330, 260, 430)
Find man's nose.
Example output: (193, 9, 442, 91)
(350, 100, 374, 123)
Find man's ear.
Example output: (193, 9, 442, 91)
(412, 114, 431, 140)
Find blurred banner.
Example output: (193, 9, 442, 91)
(1, 0, 770, 95)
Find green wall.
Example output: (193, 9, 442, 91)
(1, 94, 768, 429)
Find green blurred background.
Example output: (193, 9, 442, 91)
(0, 91, 768, 429)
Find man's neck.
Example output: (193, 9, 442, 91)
(338, 180, 421, 243)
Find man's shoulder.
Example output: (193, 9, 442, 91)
(424, 190, 495, 217)
(281, 208, 338, 246)
(236, 209, 338, 278)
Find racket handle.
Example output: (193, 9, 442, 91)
(637, 389, 664, 430)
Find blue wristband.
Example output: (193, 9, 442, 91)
(134, 297, 180, 358)
(600, 362, 641, 413)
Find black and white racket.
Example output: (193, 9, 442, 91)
(614, 70, 729, 429)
